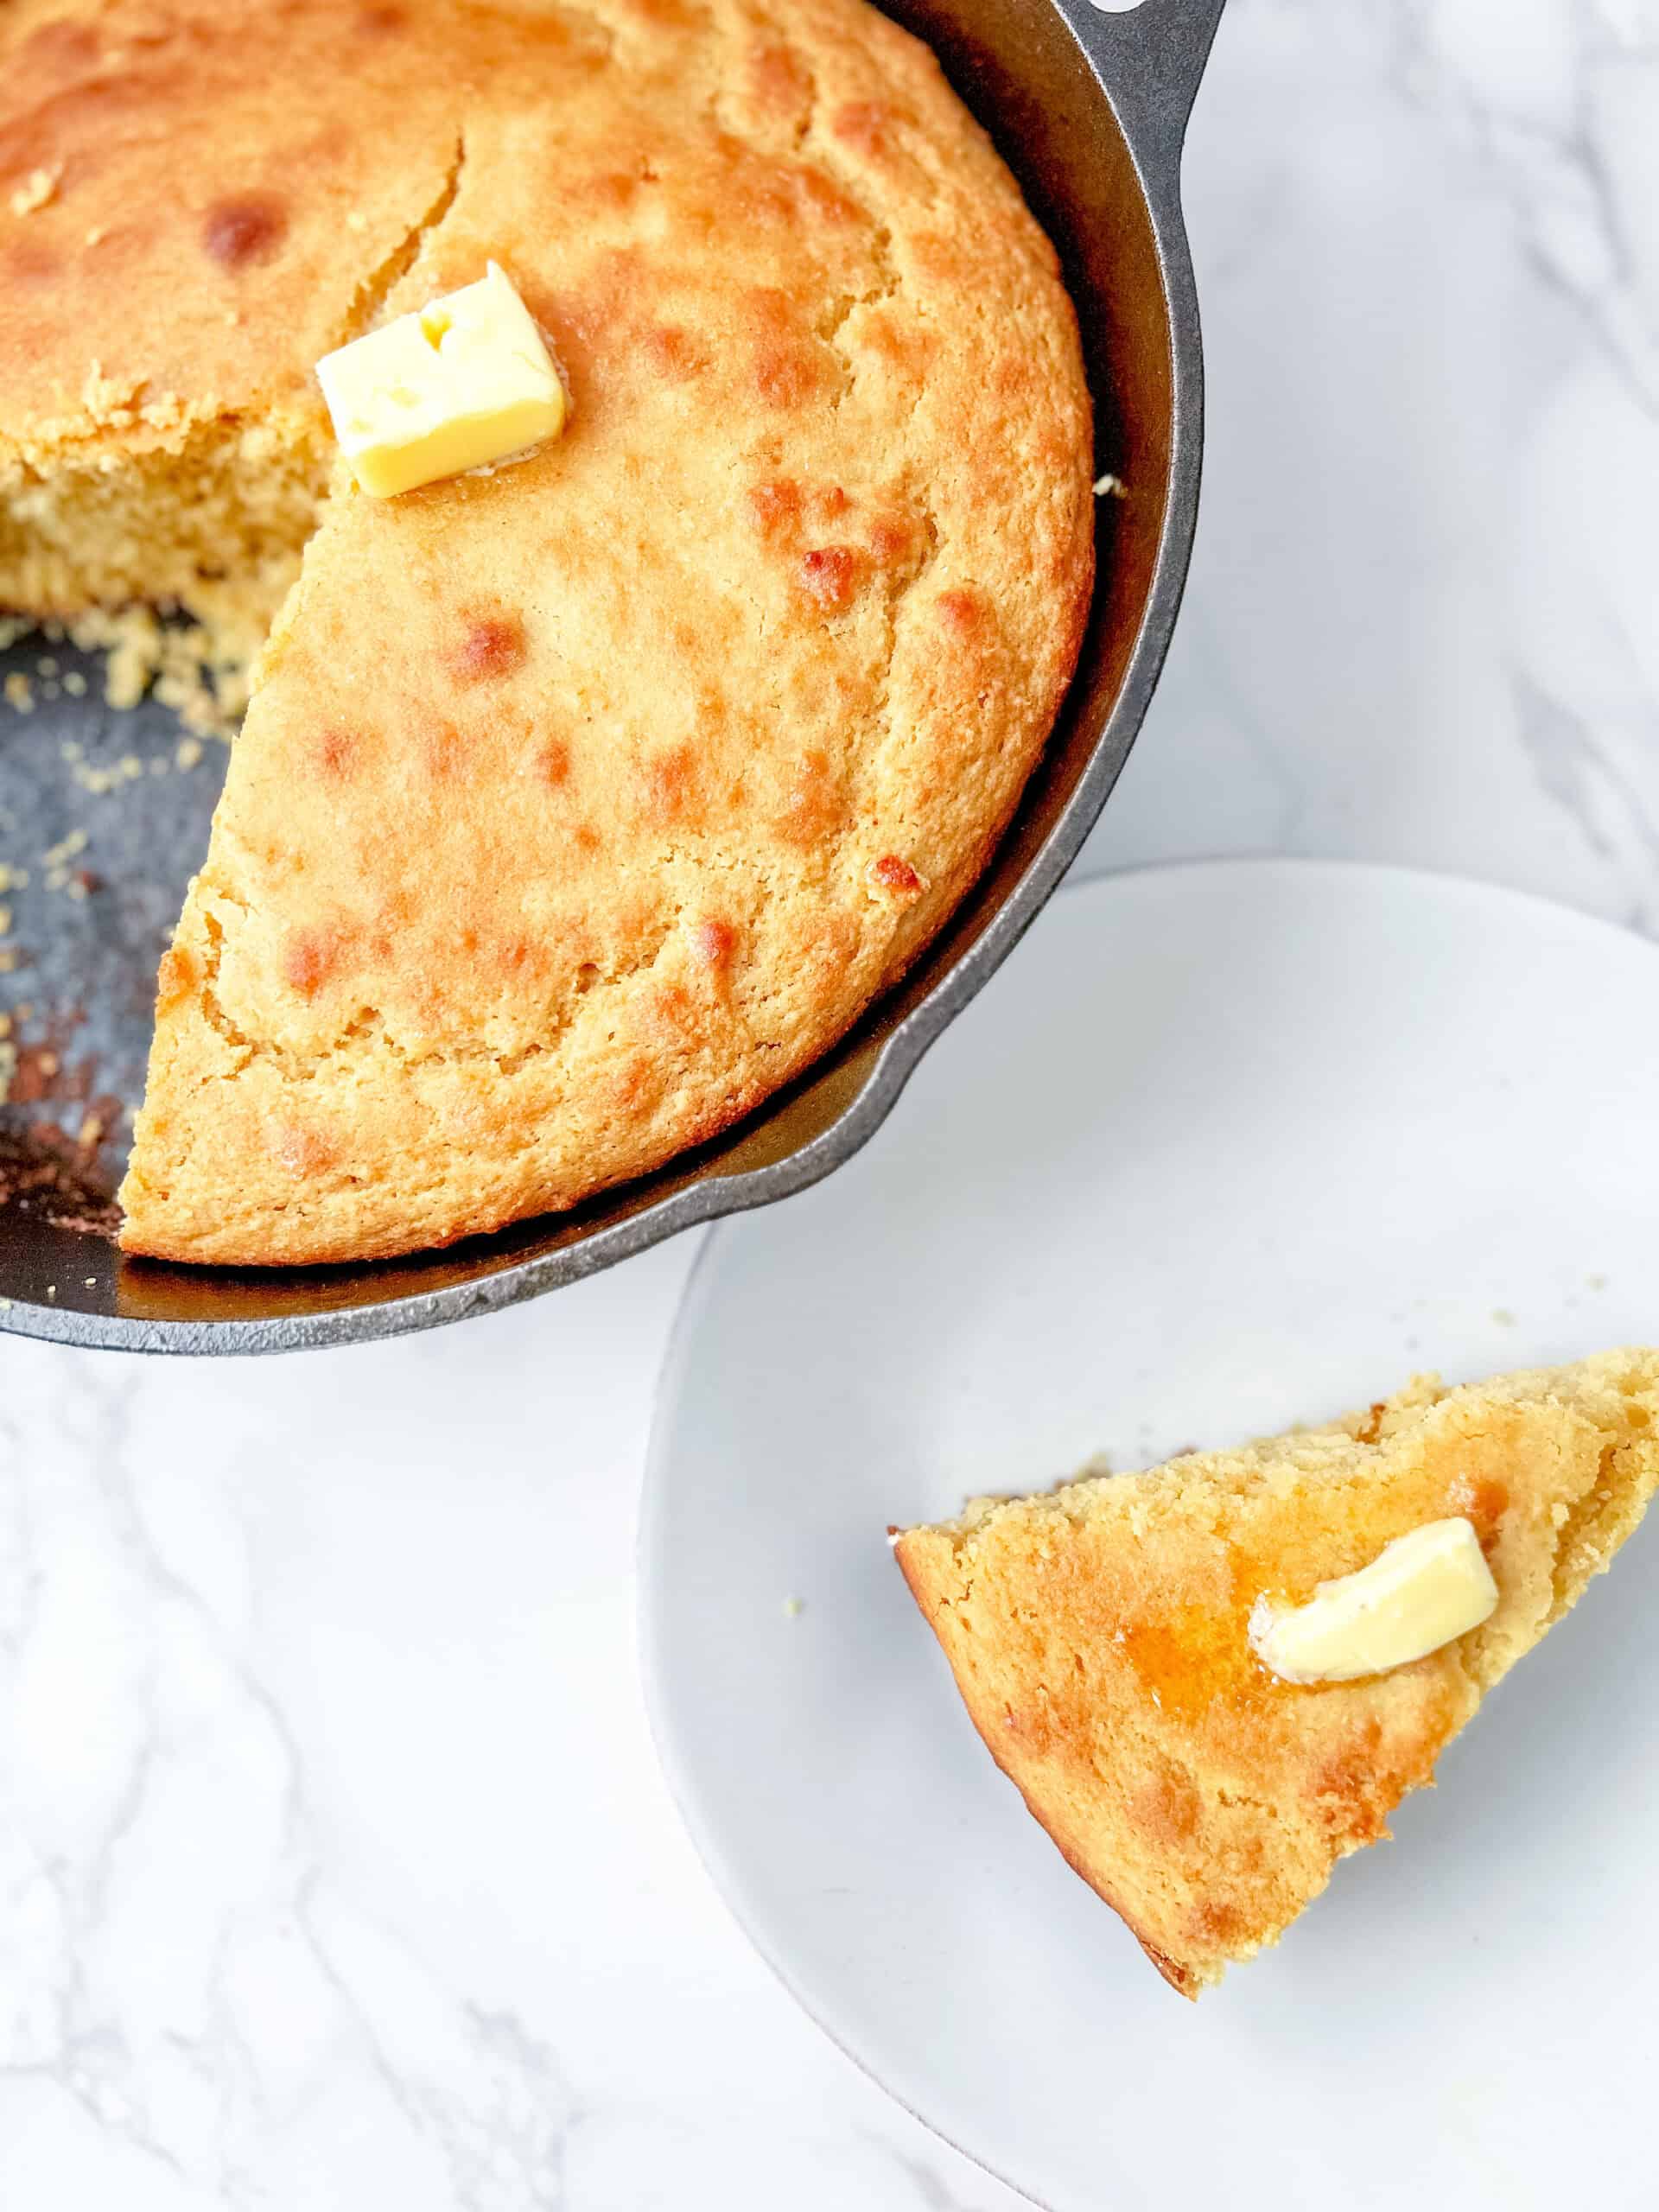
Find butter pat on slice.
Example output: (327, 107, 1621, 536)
(315, 262, 566, 499)
(1249, 1516, 1498, 1684)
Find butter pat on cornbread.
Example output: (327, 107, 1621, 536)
(893, 1350, 1659, 1994)
(1249, 1516, 1498, 1683)
(315, 262, 566, 498)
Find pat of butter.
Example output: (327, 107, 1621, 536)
(315, 262, 566, 499)
(1249, 1516, 1498, 1684)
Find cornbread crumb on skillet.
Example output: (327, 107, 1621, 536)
(0, 0, 1094, 1265)
(893, 1350, 1659, 1996)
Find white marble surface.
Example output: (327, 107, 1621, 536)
(3, 2, 1656, 2204)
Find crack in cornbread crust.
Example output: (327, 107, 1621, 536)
(893, 1351, 1659, 1996)
(0, 0, 1093, 1263)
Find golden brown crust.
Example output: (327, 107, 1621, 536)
(893, 1350, 1659, 1996)
(0, 0, 471, 462)
(0, 0, 1093, 1263)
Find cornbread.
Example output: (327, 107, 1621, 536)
(0, 0, 1093, 1264)
(893, 1350, 1659, 1995)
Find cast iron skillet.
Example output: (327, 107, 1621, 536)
(0, 0, 1223, 1353)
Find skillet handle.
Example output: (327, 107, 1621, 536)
(1058, 0, 1225, 185)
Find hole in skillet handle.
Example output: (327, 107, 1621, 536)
(1058, 0, 1225, 192)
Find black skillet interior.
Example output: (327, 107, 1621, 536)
(0, 0, 1217, 1351)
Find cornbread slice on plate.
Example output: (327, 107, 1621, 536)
(893, 1349, 1659, 1996)
(0, 0, 1093, 1264)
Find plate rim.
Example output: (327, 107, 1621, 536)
(637, 1209, 1037, 2202)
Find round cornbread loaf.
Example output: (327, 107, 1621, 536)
(0, 0, 1094, 1264)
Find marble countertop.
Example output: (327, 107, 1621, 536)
(3, 1, 1654, 2204)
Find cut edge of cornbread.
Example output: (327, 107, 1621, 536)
(893, 1349, 1659, 1996)
(0, 410, 331, 733)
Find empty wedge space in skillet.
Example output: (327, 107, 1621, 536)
(0, 0, 1094, 1265)
(893, 1348, 1659, 1995)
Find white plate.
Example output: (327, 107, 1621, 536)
(639, 861, 1659, 2212)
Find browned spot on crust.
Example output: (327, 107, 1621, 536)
(315, 728, 358, 779)
(868, 853, 925, 899)
(858, 302, 937, 382)
(202, 195, 287, 270)
(534, 250, 651, 404)
(1312, 1719, 1395, 1844)
(537, 737, 571, 787)
(639, 742, 700, 827)
(573, 823, 601, 855)
(753, 343, 820, 410)
(643, 324, 704, 379)
(730, 158, 859, 234)
(693, 686, 730, 743)
(992, 355, 1039, 409)
(1449, 1474, 1510, 1546)
(797, 546, 861, 613)
(496, 936, 548, 980)
(590, 169, 646, 213)
(22, 18, 100, 73)
(272, 1116, 340, 1177)
(448, 613, 526, 684)
(867, 518, 908, 568)
(833, 100, 894, 156)
(357, 3, 406, 29)
(1136, 1767, 1203, 1848)
(607, 1047, 663, 1115)
(781, 167, 859, 231)
(867, 511, 923, 573)
(815, 485, 850, 523)
(774, 750, 846, 849)
(620, 0, 702, 25)
(282, 927, 348, 998)
(937, 588, 987, 638)
(156, 946, 200, 1006)
(6, 240, 60, 288)
(690, 918, 736, 970)
(750, 40, 811, 117)
(747, 480, 802, 539)
(1185, 1897, 1248, 1949)
(645, 981, 699, 1040)
(425, 722, 467, 779)
(915, 226, 982, 294)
